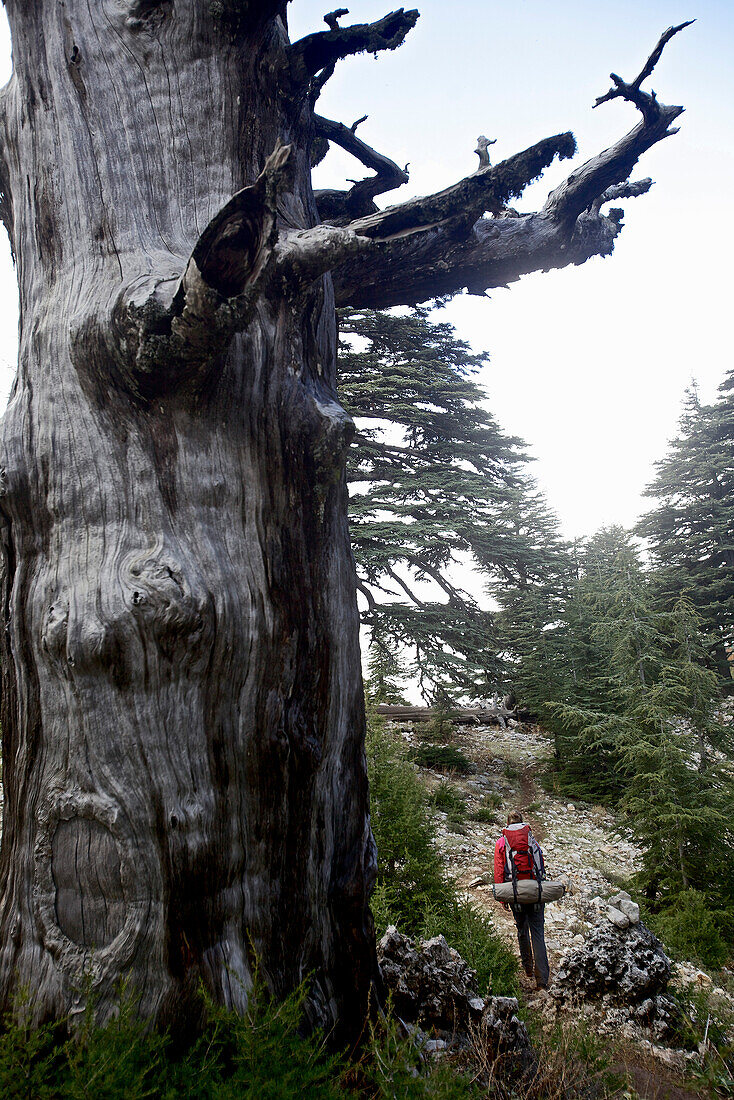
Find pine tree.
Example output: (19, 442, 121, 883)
(637, 374, 734, 688)
(339, 306, 558, 700)
(492, 495, 577, 717)
(548, 529, 733, 898)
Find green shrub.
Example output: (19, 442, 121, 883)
(429, 781, 466, 819)
(367, 722, 448, 933)
(0, 980, 484, 1099)
(411, 745, 472, 774)
(171, 979, 346, 1099)
(0, 990, 65, 1100)
(64, 987, 171, 1100)
(468, 807, 499, 825)
(502, 761, 520, 780)
(647, 890, 730, 969)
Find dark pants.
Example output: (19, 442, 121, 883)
(511, 903, 549, 988)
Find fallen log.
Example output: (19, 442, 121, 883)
(373, 705, 533, 725)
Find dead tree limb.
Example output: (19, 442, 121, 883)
(594, 21, 695, 120)
(330, 25, 691, 307)
(289, 8, 420, 95)
(313, 113, 409, 221)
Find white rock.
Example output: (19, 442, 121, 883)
(619, 899, 640, 924)
(423, 1039, 447, 1053)
(609, 890, 632, 907)
(567, 803, 576, 811)
(607, 906, 630, 929)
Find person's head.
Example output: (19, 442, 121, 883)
(507, 810, 523, 826)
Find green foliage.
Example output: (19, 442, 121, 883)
(637, 376, 734, 690)
(468, 806, 499, 824)
(64, 987, 170, 1100)
(339, 306, 563, 701)
(427, 691, 458, 743)
(367, 722, 448, 931)
(0, 980, 487, 1100)
(367, 720, 517, 996)
(0, 978, 345, 1100)
(429, 781, 466, 819)
(411, 745, 472, 774)
(646, 891, 730, 970)
(172, 979, 347, 1100)
(365, 637, 408, 705)
(0, 991, 65, 1100)
(359, 1014, 477, 1099)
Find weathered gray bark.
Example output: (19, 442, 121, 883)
(0, 2, 686, 1037)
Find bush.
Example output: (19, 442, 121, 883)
(0, 991, 65, 1100)
(411, 745, 473, 774)
(468, 807, 499, 825)
(647, 890, 730, 970)
(0, 981, 482, 1099)
(367, 722, 448, 933)
(429, 781, 466, 819)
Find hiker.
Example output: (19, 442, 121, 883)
(494, 811, 550, 990)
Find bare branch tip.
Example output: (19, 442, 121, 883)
(324, 8, 349, 30)
(474, 135, 497, 169)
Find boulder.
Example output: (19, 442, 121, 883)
(377, 926, 533, 1065)
(609, 890, 632, 907)
(555, 922, 682, 1045)
(556, 921, 671, 1003)
(480, 995, 534, 1068)
(377, 926, 480, 1030)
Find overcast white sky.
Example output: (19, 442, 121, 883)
(0, 2, 731, 541)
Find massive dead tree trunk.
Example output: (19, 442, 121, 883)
(0, 2, 686, 1036)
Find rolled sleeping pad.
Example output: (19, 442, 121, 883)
(492, 879, 566, 903)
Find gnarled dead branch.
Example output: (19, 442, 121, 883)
(313, 113, 409, 221)
(289, 8, 419, 95)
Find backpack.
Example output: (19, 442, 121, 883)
(502, 824, 545, 891)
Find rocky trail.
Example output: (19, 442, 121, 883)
(390, 717, 734, 1098)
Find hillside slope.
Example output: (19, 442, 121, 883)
(393, 717, 734, 1097)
